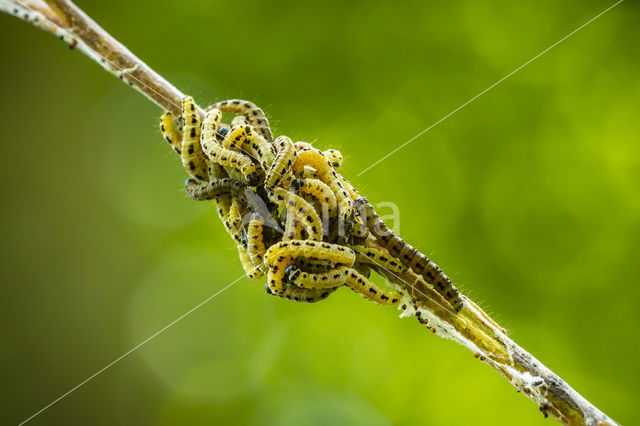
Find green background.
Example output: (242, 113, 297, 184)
(1, 0, 638, 424)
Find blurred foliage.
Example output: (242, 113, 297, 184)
(1, 0, 638, 425)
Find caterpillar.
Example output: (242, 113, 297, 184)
(185, 178, 249, 203)
(323, 149, 343, 168)
(265, 135, 296, 188)
(350, 245, 407, 275)
(285, 264, 349, 289)
(210, 99, 273, 142)
(237, 245, 263, 279)
(267, 187, 322, 241)
(264, 240, 355, 269)
(291, 257, 335, 274)
(246, 213, 267, 275)
(266, 254, 290, 295)
(292, 148, 354, 241)
(266, 282, 337, 303)
(181, 97, 209, 181)
(344, 269, 401, 306)
(159, 112, 182, 154)
(355, 197, 464, 312)
(225, 198, 246, 245)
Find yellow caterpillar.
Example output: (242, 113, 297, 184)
(267, 187, 322, 241)
(159, 112, 182, 154)
(246, 213, 267, 275)
(266, 254, 290, 295)
(355, 197, 464, 312)
(350, 245, 407, 275)
(323, 149, 343, 168)
(184, 178, 248, 203)
(266, 282, 337, 303)
(237, 245, 263, 279)
(225, 198, 245, 245)
(181, 97, 209, 181)
(264, 240, 355, 269)
(285, 265, 349, 289)
(210, 99, 273, 142)
(344, 269, 401, 306)
(265, 135, 296, 188)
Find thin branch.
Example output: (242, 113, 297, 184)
(0, 1, 618, 425)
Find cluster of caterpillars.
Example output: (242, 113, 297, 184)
(159, 97, 463, 312)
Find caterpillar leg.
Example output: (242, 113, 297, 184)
(355, 197, 464, 312)
(266, 282, 337, 303)
(181, 97, 209, 181)
(210, 99, 273, 142)
(159, 112, 182, 154)
(344, 269, 401, 306)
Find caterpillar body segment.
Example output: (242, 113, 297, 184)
(285, 265, 349, 289)
(159, 112, 182, 154)
(202, 108, 222, 142)
(266, 254, 290, 295)
(266, 282, 337, 303)
(355, 197, 464, 312)
(323, 149, 343, 168)
(344, 269, 401, 306)
(210, 99, 273, 142)
(238, 245, 263, 279)
(231, 115, 248, 126)
(225, 198, 246, 245)
(264, 240, 355, 269)
(266, 135, 296, 188)
(246, 213, 267, 274)
(181, 97, 209, 181)
(267, 187, 322, 241)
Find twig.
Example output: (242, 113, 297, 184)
(0, 1, 618, 424)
